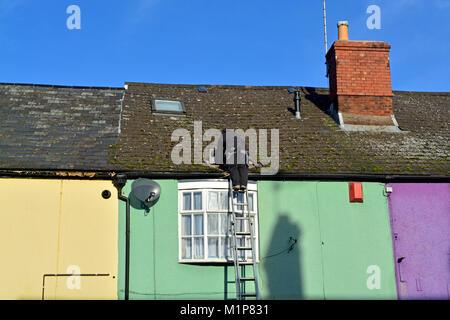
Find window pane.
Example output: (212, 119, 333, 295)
(194, 238, 204, 259)
(193, 192, 202, 210)
(154, 100, 183, 112)
(181, 215, 192, 236)
(235, 193, 244, 211)
(220, 214, 229, 235)
(208, 237, 219, 258)
(219, 191, 229, 210)
(237, 237, 245, 259)
(182, 238, 192, 259)
(193, 214, 204, 235)
(221, 237, 231, 259)
(183, 193, 191, 211)
(207, 214, 219, 235)
(248, 193, 254, 212)
(236, 219, 245, 233)
(208, 191, 219, 210)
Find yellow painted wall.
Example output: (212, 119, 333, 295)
(0, 178, 118, 300)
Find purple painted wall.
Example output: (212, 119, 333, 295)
(387, 183, 450, 299)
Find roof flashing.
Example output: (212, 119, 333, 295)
(339, 124, 405, 133)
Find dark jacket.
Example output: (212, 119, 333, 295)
(214, 130, 248, 168)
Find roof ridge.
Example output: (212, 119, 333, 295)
(1, 82, 448, 95)
(0, 82, 124, 90)
(393, 90, 450, 96)
(125, 82, 329, 91)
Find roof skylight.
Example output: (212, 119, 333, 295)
(151, 98, 186, 115)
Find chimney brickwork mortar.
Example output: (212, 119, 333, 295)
(326, 40, 394, 124)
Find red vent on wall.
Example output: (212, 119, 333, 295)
(349, 182, 363, 203)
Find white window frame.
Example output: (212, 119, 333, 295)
(178, 179, 259, 263)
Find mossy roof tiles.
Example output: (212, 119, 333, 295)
(0, 82, 448, 176)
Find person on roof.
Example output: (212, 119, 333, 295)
(214, 129, 252, 193)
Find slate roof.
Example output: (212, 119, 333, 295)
(0, 83, 123, 170)
(0, 82, 449, 177)
(111, 82, 449, 176)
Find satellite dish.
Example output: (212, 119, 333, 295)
(131, 179, 161, 209)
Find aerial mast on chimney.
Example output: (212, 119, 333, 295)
(323, 0, 328, 55)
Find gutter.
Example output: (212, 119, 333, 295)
(1, 169, 448, 182)
(122, 172, 450, 183)
(0, 170, 115, 179)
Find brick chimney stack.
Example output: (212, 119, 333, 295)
(326, 21, 396, 127)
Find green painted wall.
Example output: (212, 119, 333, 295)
(317, 182, 397, 299)
(118, 180, 397, 300)
(258, 181, 397, 299)
(118, 180, 238, 300)
(257, 181, 324, 299)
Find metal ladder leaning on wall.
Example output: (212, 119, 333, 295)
(228, 178, 260, 300)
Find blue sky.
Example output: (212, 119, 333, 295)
(0, 0, 449, 91)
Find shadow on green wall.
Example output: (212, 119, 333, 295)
(261, 214, 303, 299)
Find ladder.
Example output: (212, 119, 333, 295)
(228, 178, 260, 300)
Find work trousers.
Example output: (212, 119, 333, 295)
(228, 164, 248, 188)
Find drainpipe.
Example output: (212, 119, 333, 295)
(113, 173, 130, 300)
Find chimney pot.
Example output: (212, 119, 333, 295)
(337, 21, 349, 40)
